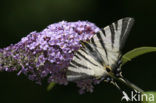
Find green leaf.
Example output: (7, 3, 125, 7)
(122, 47, 156, 65)
(142, 91, 156, 103)
(47, 82, 56, 91)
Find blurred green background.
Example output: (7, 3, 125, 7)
(0, 0, 156, 103)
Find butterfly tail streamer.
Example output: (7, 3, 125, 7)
(110, 77, 143, 101)
(118, 77, 144, 93)
(112, 81, 129, 98)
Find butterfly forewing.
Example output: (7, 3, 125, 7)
(67, 47, 105, 81)
(91, 17, 134, 67)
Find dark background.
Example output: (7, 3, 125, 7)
(0, 0, 156, 103)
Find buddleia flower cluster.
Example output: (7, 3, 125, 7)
(0, 21, 101, 93)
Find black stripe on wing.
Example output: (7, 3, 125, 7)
(96, 32, 108, 58)
(114, 21, 118, 30)
(101, 29, 106, 36)
(81, 41, 104, 66)
(67, 69, 89, 76)
(120, 17, 134, 49)
(91, 37, 97, 47)
(74, 54, 81, 60)
(69, 64, 77, 68)
(76, 51, 98, 66)
(71, 60, 91, 69)
(109, 24, 115, 48)
(67, 68, 92, 81)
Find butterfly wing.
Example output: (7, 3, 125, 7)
(91, 17, 134, 68)
(67, 46, 106, 81)
(67, 17, 134, 81)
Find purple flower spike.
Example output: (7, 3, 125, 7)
(0, 20, 100, 93)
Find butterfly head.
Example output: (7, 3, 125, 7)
(104, 60, 122, 78)
(105, 65, 112, 73)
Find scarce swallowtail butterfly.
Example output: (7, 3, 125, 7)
(67, 17, 140, 94)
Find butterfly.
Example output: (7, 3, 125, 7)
(66, 17, 140, 94)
